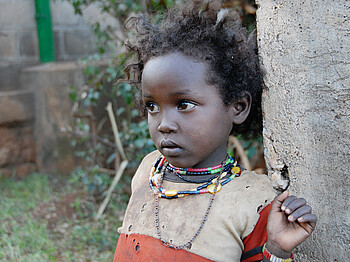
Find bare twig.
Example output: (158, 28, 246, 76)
(96, 102, 129, 219)
(97, 168, 116, 175)
(96, 160, 128, 219)
(229, 136, 252, 171)
(106, 102, 128, 161)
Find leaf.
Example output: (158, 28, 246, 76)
(106, 152, 116, 164)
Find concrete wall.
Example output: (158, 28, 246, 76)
(257, 0, 350, 260)
(20, 62, 87, 175)
(0, 0, 116, 65)
(0, 0, 118, 176)
(0, 0, 119, 90)
(0, 61, 101, 176)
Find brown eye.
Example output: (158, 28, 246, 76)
(145, 102, 160, 113)
(177, 101, 196, 111)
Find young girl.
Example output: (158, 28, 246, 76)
(114, 1, 317, 261)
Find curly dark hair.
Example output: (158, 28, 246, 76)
(122, 0, 264, 137)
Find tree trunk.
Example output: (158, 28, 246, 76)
(256, 0, 350, 260)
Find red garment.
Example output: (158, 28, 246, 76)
(113, 203, 272, 262)
(241, 203, 272, 261)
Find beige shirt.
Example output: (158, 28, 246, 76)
(119, 150, 276, 262)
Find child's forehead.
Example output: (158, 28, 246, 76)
(142, 53, 208, 87)
(141, 52, 223, 101)
(143, 52, 208, 78)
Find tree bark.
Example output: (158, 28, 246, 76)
(256, 0, 350, 260)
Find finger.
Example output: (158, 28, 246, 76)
(297, 214, 317, 234)
(297, 213, 317, 224)
(281, 195, 297, 211)
(284, 198, 307, 215)
(271, 191, 289, 212)
(287, 205, 312, 222)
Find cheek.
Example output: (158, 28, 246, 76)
(148, 117, 158, 138)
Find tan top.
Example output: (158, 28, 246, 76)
(119, 150, 276, 262)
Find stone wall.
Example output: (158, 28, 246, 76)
(0, 90, 36, 177)
(257, 0, 350, 260)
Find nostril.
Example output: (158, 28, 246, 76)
(158, 121, 178, 133)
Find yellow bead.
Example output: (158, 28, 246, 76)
(207, 184, 222, 194)
(231, 166, 241, 174)
(220, 172, 227, 179)
(164, 189, 178, 197)
(150, 167, 156, 178)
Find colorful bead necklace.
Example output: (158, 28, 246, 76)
(166, 157, 235, 175)
(153, 156, 227, 250)
(169, 162, 235, 184)
(152, 155, 242, 250)
(149, 155, 241, 199)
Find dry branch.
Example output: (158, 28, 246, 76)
(229, 136, 252, 171)
(96, 102, 129, 219)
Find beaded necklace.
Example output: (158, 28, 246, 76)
(149, 155, 241, 199)
(151, 155, 242, 250)
(166, 159, 234, 175)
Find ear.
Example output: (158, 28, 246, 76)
(230, 92, 252, 125)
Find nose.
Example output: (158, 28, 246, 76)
(157, 111, 178, 133)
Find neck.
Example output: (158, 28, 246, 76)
(190, 145, 228, 169)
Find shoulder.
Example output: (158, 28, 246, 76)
(222, 169, 275, 200)
(131, 150, 161, 189)
(138, 150, 161, 170)
(238, 170, 275, 193)
(238, 170, 276, 208)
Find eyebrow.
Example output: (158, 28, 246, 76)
(142, 94, 152, 98)
(142, 89, 203, 99)
(170, 89, 193, 95)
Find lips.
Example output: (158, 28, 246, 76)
(160, 140, 182, 156)
(161, 140, 180, 148)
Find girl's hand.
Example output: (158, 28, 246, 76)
(265, 191, 317, 258)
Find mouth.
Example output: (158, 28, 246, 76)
(160, 140, 182, 156)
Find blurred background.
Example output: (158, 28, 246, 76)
(0, 0, 264, 260)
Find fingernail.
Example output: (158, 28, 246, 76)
(285, 208, 291, 214)
(288, 215, 294, 221)
(281, 206, 286, 211)
(298, 217, 303, 222)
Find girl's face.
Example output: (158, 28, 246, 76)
(142, 53, 250, 168)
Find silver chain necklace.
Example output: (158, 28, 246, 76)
(154, 158, 227, 250)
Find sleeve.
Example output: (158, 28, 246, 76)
(240, 202, 272, 262)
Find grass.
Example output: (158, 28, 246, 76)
(0, 173, 51, 220)
(0, 174, 55, 261)
(0, 173, 127, 261)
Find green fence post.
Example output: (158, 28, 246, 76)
(35, 0, 56, 62)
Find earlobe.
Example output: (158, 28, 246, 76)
(231, 92, 252, 125)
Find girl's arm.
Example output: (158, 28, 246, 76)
(263, 191, 317, 261)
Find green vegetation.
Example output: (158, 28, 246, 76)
(0, 173, 129, 261)
(0, 174, 54, 261)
